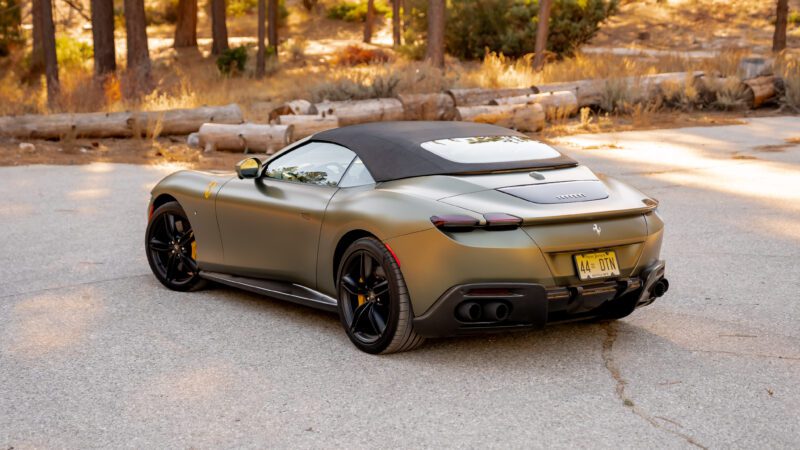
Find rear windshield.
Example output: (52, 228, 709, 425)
(420, 136, 562, 164)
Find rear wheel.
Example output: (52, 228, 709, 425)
(336, 237, 424, 354)
(145, 201, 206, 292)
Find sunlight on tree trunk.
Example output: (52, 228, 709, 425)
(363, 0, 375, 43)
(267, 0, 278, 58)
(392, 0, 401, 47)
(532, 0, 551, 71)
(256, 0, 266, 77)
(174, 0, 197, 48)
(425, 0, 444, 68)
(91, 0, 116, 76)
(773, 0, 788, 52)
(211, 0, 229, 55)
(29, 0, 45, 80)
(40, 0, 59, 106)
(123, 0, 152, 92)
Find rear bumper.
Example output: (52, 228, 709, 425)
(412, 260, 667, 338)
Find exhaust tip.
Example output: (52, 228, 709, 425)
(652, 278, 670, 298)
(457, 302, 482, 322)
(483, 302, 510, 322)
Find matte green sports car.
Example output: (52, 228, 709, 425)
(146, 121, 668, 354)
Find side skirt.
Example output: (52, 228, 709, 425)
(199, 271, 339, 313)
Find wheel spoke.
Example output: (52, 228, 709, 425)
(165, 253, 178, 281)
(371, 280, 389, 297)
(149, 237, 170, 252)
(163, 213, 177, 240)
(181, 254, 198, 273)
(362, 253, 373, 281)
(368, 304, 386, 335)
(349, 302, 371, 333)
(341, 275, 360, 296)
(178, 230, 194, 246)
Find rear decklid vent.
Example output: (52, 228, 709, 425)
(498, 180, 609, 204)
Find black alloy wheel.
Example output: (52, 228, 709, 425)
(145, 201, 206, 291)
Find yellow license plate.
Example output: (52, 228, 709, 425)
(574, 251, 620, 281)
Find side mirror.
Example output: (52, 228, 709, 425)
(235, 157, 262, 179)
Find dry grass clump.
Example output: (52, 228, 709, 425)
(334, 45, 391, 66)
(776, 55, 800, 112)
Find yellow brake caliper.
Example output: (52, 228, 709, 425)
(358, 277, 365, 306)
(191, 241, 197, 260)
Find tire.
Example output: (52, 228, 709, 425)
(336, 237, 425, 354)
(145, 201, 207, 292)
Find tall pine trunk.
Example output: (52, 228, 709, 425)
(256, 0, 266, 77)
(773, 0, 788, 52)
(392, 0, 401, 47)
(91, 0, 116, 76)
(532, 0, 551, 70)
(174, 0, 197, 48)
(40, 0, 59, 106)
(363, 0, 375, 43)
(211, 0, 229, 55)
(123, 0, 152, 92)
(425, 0, 445, 68)
(267, 0, 278, 56)
(29, 0, 45, 79)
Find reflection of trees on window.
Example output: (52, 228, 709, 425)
(265, 166, 337, 186)
(464, 136, 531, 145)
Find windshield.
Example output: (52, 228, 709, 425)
(420, 136, 562, 164)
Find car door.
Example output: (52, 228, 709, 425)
(215, 142, 357, 288)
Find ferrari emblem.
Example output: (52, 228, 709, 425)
(203, 181, 218, 199)
(593, 224, 601, 235)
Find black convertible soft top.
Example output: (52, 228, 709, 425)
(312, 121, 577, 182)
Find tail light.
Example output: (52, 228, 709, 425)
(430, 213, 523, 232)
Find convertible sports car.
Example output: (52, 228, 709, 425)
(145, 121, 668, 354)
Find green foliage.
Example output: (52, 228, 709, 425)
(228, 0, 290, 23)
(310, 72, 399, 102)
(789, 10, 800, 27)
(217, 46, 248, 76)
(327, 0, 390, 22)
(403, 0, 616, 60)
(56, 37, 93, 69)
(0, 0, 23, 57)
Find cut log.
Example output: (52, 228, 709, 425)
(743, 76, 778, 108)
(456, 103, 545, 132)
(536, 80, 604, 108)
(739, 57, 774, 80)
(277, 114, 339, 140)
(315, 98, 404, 126)
(197, 123, 293, 153)
(397, 93, 457, 120)
(446, 86, 538, 106)
(490, 91, 578, 118)
(267, 99, 317, 121)
(0, 104, 243, 139)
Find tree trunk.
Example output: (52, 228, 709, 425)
(532, 0, 552, 71)
(392, 0, 401, 47)
(277, 114, 338, 139)
(398, 93, 456, 120)
(446, 86, 537, 106)
(197, 123, 293, 153)
(211, 0, 229, 55)
(40, 0, 59, 106)
(256, 0, 266, 77)
(773, 0, 788, 52)
(29, 0, 45, 79)
(91, 0, 116, 76)
(425, 0, 445, 68)
(363, 0, 375, 43)
(123, 0, 151, 92)
(267, 0, 278, 57)
(456, 103, 545, 132)
(173, 0, 197, 48)
(315, 98, 404, 126)
(490, 90, 578, 118)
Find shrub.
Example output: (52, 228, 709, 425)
(777, 57, 800, 112)
(445, 0, 617, 60)
(56, 37, 93, 69)
(287, 37, 307, 61)
(0, 0, 23, 57)
(217, 46, 248, 76)
(327, 0, 389, 22)
(334, 45, 390, 66)
(310, 71, 399, 102)
(228, 0, 289, 23)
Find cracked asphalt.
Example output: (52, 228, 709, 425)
(1, 116, 799, 448)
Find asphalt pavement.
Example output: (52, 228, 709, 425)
(1, 116, 799, 448)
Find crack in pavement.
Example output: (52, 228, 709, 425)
(600, 322, 708, 449)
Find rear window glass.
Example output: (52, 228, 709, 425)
(420, 136, 561, 163)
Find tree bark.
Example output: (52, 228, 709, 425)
(267, 0, 278, 57)
(315, 98, 404, 126)
(256, 0, 266, 77)
(211, 0, 229, 55)
(123, 0, 151, 91)
(197, 123, 293, 153)
(446, 86, 537, 106)
(173, 0, 197, 48)
(277, 114, 338, 139)
(532, 0, 552, 71)
(91, 0, 116, 76)
(363, 0, 375, 43)
(392, 0, 401, 47)
(29, 0, 45, 79)
(40, 0, 59, 106)
(397, 93, 456, 120)
(773, 0, 788, 52)
(456, 103, 545, 132)
(425, 0, 445, 68)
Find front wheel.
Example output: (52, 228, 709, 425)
(336, 237, 424, 354)
(145, 201, 206, 292)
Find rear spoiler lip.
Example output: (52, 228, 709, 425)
(518, 204, 657, 226)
